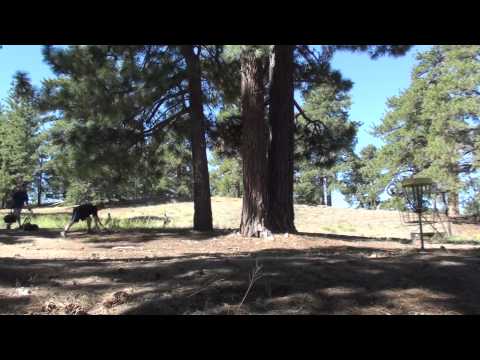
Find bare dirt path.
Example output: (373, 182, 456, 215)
(1, 228, 480, 315)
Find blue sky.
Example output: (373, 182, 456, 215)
(0, 45, 432, 208)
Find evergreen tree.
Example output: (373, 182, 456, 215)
(375, 45, 480, 216)
(267, 45, 296, 232)
(221, 45, 410, 236)
(338, 145, 386, 209)
(210, 151, 242, 198)
(181, 45, 213, 231)
(294, 82, 358, 206)
(463, 176, 480, 217)
(225, 46, 271, 237)
(39, 45, 215, 220)
(0, 75, 41, 207)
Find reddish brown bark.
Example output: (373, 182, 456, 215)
(239, 52, 269, 237)
(266, 45, 296, 233)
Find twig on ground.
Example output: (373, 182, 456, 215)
(238, 259, 264, 308)
(186, 277, 224, 298)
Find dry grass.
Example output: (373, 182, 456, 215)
(4, 196, 477, 243)
(2, 243, 480, 315)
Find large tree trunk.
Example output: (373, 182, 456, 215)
(181, 45, 213, 232)
(36, 157, 44, 206)
(37, 176, 42, 206)
(326, 177, 332, 207)
(448, 191, 460, 218)
(239, 52, 269, 237)
(319, 177, 326, 205)
(266, 45, 296, 233)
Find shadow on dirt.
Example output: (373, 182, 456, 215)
(297, 232, 410, 243)
(450, 216, 480, 225)
(1, 244, 480, 315)
(1, 227, 231, 246)
(0, 229, 61, 241)
(79, 228, 230, 246)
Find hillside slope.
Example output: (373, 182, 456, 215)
(12, 197, 479, 241)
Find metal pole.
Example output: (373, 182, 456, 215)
(418, 211, 425, 250)
(415, 186, 425, 251)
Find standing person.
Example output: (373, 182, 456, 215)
(61, 203, 105, 237)
(11, 182, 32, 229)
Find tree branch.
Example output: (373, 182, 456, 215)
(293, 99, 332, 137)
(142, 90, 187, 125)
(143, 108, 189, 135)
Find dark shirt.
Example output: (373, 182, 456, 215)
(12, 190, 28, 208)
(74, 203, 98, 220)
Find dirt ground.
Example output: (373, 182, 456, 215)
(2, 227, 480, 315)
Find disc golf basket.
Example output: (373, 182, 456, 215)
(387, 177, 451, 250)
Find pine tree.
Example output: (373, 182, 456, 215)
(0, 75, 41, 207)
(375, 45, 480, 216)
(181, 45, 213, 231)
(230, 46, 271, 237)
(267, 45, 296, 232)
(294, 81, 358, 206)
(40, 45, 215, 219)
(220, 45, 411, 236)
(338, 145, 386, 209)
(210, 151, 242, 198)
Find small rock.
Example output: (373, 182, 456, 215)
(42, 302, 57, 313)
(103, 291, 131, 308)
(65, 303, 87, 315)
(284, 233, 289, 238)
(16, 287, 31, 296)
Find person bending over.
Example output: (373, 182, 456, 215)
(61, 203, 105, 237)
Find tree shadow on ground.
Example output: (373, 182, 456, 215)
(0, 229, 60, 243)
(79, 228, 230, 246)
(1, 244, 480, 315)
(451, 216, 480, 225)
(0, 229, 48, 243)
(297, 232, 410, 243)
(0, 227, 228, 246)
(0, 295, 31, 313)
